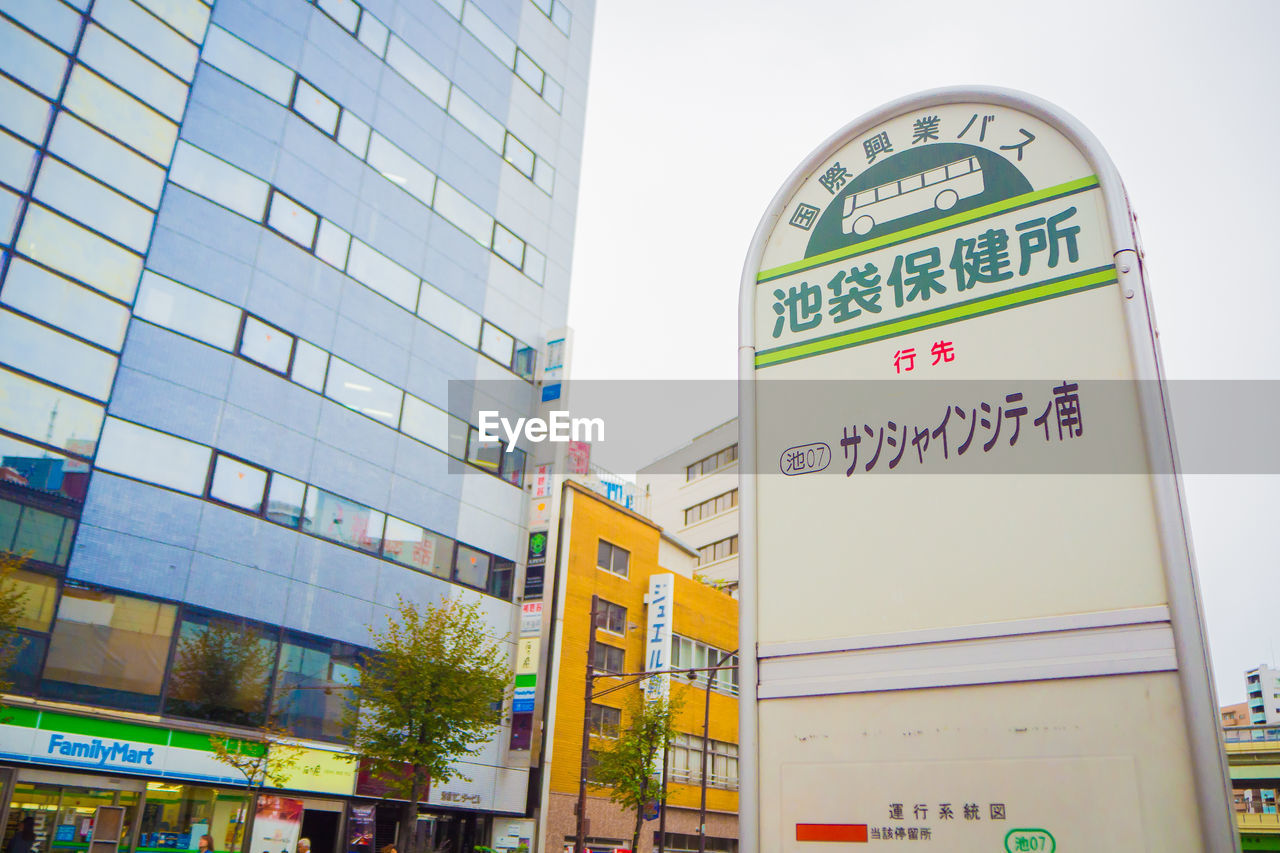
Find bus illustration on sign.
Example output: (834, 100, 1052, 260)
(841, 156, 986, 236)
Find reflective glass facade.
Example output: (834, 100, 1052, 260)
(0, 0, 592, 820)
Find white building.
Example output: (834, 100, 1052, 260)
(1247, 664, 1280, 725)
(637, 418, 740, 593)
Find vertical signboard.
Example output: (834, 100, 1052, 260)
(644, 573, 674, 702)
(739, 88, 1236, 852)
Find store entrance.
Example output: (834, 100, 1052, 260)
(297, 800, 342, 853)
(3, 771, 143, 853)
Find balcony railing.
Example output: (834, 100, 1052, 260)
(1224, 725, 1280, 743)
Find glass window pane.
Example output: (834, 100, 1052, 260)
(366, 132, 435, 207)
(461, 3, 515, 67)
(94, 416, 212, 495)
(543, 75, 564, 111)
(0, 16, 69, 98)
(63, 65, 178, 165)
(133, 0, 209, 43)
(7, 567, 61, 629)
(200, 25, 292, 102)
(491, 223, 524, 268)
(382, 516, 452, 578)
(48, 111, 167, 208)
(41, 587, 178, 712)
(417, 281, 481, 347)
(10, 502, 72, 568)
(446, 89, 503, 152)
(465, 426, 501, 474)
(315, 218, 351, 268)
(239, 315, 293, 373)
(0, 366, 104, 455)
(523, 245, 546, 285)
(480, 322, 514, 366)
(292, 78, 339, 135)
(78, 24, 188, 121)
(514, 50, 544, 93)
(0, 185, 19, 244)
(324, 357, 403, 425)
(513, 343, 535, 380)
(16, 204, 143, 301)
(432, 181, 492, 246)
(273, 634, 359, 741)
(0, 75, 52, 144)
(551, 0, 570, 33)
(499, 445, 525, 487)
(0, 0, 82, 51)
(289, 339, 328, 391)
(0, 129, 37, 191)
(345, 237, 419, 309)
(92, 0, 198, 80)
(533, 157, 555, 195)
(165, 611, 278, 725)
(209, 454, 267, 512)
(488, 556, 512, 599)
(169, 140, 268, 220)
(134, 270, 241, 350)
(265, 472, 305, 527)
(266, 190, 318, 247)
(0, 434, 93, 506)
(0, 499, 16, 550)
(453, 543, 490, 589)
(502, 134, 533, 178)
(356, 11, 389, 57)
(10, 504, 76, 567)
(336, 110, 370, 159)
(384, 35, 447, 106)
(34, 156, 155, 251)
(0, 310, 118, 400)
(317, 0, 358, 32)
(399, 394, 448, 450)
(302, 486, 384, 553)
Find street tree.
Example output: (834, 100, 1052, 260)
(207, 722, 303, 852)
(590, 691, 682, 853)
(344, 596, 509, 853)
(0, 552, 29, 698)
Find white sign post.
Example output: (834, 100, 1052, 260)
(738, 88, 1236, 852)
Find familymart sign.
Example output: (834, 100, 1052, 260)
(0, 707, 353, 794)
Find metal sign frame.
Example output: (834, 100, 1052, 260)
(737, 86, 1235, 852)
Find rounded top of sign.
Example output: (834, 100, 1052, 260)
(741, 86, 1136, 346)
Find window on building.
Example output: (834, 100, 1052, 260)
(41, 587, 177, 712)
(595, 599, 626, 635)
(697, 535, 738, 565)
(0, 497, 76, 566)
(589, 703, 621, 738)
(593, 643, 625, 675)
(671, 635, 738, 695)
(271, 632, 360, 742)
(164, 610, 278, 727)
(669, 733, 739, 789)
(684, 489, 738, 526)
(596, 540, 629, 578)
(685, 444, 738, 481)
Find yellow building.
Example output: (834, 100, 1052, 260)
(539, 482, 738, 853)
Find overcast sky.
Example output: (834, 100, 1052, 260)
(565, 0, 1280, 706)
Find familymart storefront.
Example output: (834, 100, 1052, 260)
(0, 707, 356, 853)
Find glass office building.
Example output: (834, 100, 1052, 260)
(0, 0, 592, 850)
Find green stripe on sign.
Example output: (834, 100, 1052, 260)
(40, 711, 170, 745)
(168, 729, 216, 752)
(1, 706, 40, 728)
(756, 175, 1101, 283)
(514, 673, 537, 687)
(754, 266, 1117, 369)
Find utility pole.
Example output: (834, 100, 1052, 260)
(698, 649, 738, 853)
(574, 596, 600, 853)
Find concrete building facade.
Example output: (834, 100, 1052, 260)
(538, 482, 738, 853)
(0, 0, 592, 850)
(636, 420, 739, 594)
